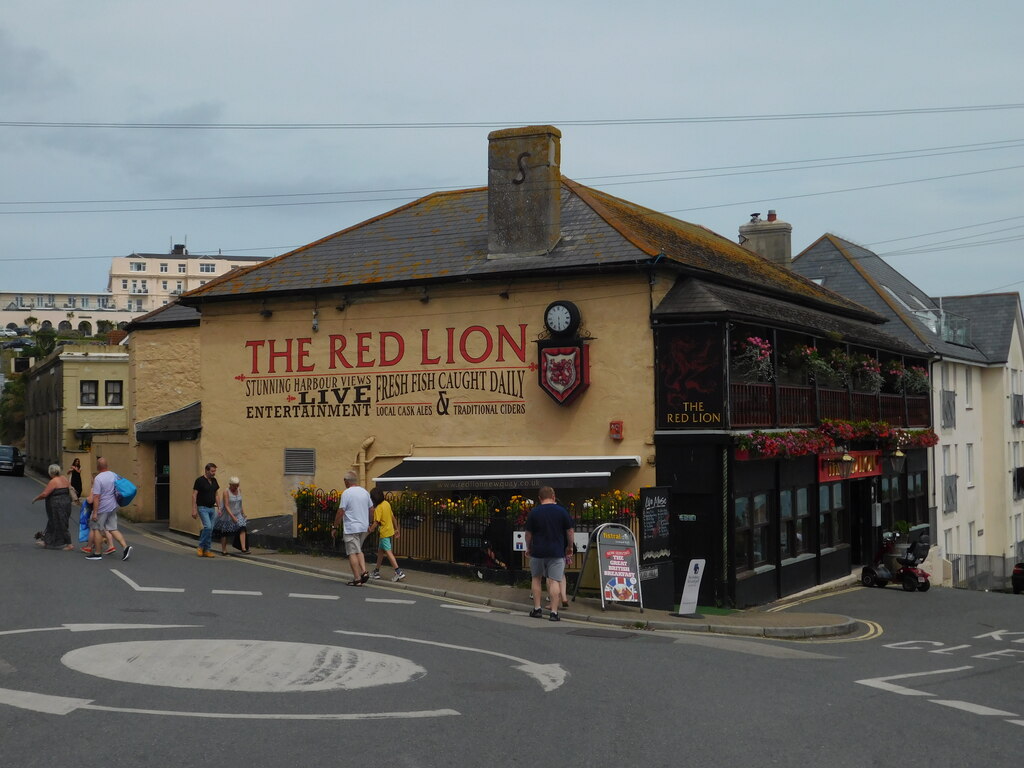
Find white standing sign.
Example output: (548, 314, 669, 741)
(677, 558, 706, 617)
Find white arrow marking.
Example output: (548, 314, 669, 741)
(335, 630, 568, 692)
(110, 569, 185, 593)
(0, 686, 457, 720)
(289, 593, 340, 600)
(855, 666, 973, 696)
(0, 624, 200, 637)
(931, 700, 1018, 716)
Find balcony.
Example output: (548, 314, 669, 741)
(731, 382, 931, 429)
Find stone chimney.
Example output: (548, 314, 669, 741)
(738, 210, 792, 268)
(487, 125, 562, 258)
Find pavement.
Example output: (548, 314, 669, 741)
(131, 520, 862, 640)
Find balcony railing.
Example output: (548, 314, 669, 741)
(731, 382, 931, 429)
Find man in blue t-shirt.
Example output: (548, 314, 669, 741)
(525, 486, 574, 621)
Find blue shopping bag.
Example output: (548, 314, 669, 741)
(78, 499, 92, 544)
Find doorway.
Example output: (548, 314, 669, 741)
(155, 441, 170, 520)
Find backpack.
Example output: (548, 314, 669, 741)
(114, 474, 137, 507)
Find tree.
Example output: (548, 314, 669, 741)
(0, 376, 26, 444)
(96, 319, 114, 336)
(33, 328, 57, 357)
(23, 316, 39, 331)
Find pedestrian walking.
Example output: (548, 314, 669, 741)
(216, 476, 250, 555)
(84, 457, 132, 561)
(369, 486, 405, 582)
(192, 462, 219, 557)
(67, 458, 83, 503)
(332, 471, 372, 586)
(32, 464, 74, 550)
(525, 486, 574, 621)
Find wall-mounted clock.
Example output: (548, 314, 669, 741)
(544, 300, 581, 337)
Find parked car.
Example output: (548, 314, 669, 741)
(0, 329, 16, 337)
(0, 446, 25, 476)
(1012, 563, 1024, 594)
(1, 339, 32, 350)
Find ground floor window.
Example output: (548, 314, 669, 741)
(735, 491, 771, 571)
(819, 482, 848, 548)
(780, 487, 810, 558)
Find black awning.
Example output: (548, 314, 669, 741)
(372, 455, 641, 491)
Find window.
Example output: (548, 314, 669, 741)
(160, 263, 168, 273)
(80, 380, 98, 406)
(161, 280, 168, 291)
(105, 380, 123, 406)
(966, 443, 975, 486)
(964, 368, 973, 408)
(178, 263, 187, 273)
(121, 279, 128, 290)
(284, 448, 316, 475)
(130, 262, 146, 272)
(80, 297, 89, 308)
(734, 491, 771, 572)
(200, 263, 216, 273)
(66, 297, 76, 308)
(818, 482, 848, 549)
(98, 297, 110, 308)
(780, 487, 810, 558)
(175, 280, 183, 292)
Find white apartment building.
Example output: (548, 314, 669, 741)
(2, 246, 266, 334)
(107, 244, 265, 314)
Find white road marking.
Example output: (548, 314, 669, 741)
(366, 598, 416, 604)
(855, 666, 973, 696)
(211, 590, 263, 596)
(0, 687, 458, 720)
(0, 624, 199, 637)
(110, 569, 184, 593)
(61, 639, 426, 692)
(335, 629, 567, 692)
(289, 593, 340, 600)
(440, 605, 492, 613)
(931, 700, 1018, 716)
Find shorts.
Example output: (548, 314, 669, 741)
(343, 531, 367, 556)
(96, 509, 118, 531)
(379, 536, 393, 552)
(530, 557, 566, 582)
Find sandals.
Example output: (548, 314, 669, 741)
(359, 571, 370, 584)
(346, 580, 364, 587)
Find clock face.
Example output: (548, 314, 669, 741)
(544, 301, 580, 336)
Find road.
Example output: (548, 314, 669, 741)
(2, 472, 1022, 767)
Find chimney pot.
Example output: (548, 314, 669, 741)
(767, 210, 777, 222)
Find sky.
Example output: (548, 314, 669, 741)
(3, 1, 1023, 300)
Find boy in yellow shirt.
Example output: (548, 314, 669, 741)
(369, 487, 405, 582)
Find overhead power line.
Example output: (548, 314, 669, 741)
(3, 102, 1024, 130)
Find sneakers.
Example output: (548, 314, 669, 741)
(121, 545, 132, 561)
(391, 570, 406, 582)
(103, 546, 116, 555)
(529, 607, 543, 618)
(549, 612, 560, 622)
(202, 550, 216, 558)
(371, 570, 381, 580)
(81, 546, 93, 554)
(85, 554, 103, 561)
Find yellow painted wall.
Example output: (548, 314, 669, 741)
(59, 346, 129, 447)
(192, 275, 658, 529)
(169, 438, 203, 537)
(129, 325, 201, 424)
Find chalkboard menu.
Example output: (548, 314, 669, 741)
(640, 486, 671, 562)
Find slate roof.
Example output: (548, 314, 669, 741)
(653, 278, 920, 355)
(792, 234, 991, 363)
(933, 293, 1023, 364)
(135, 401, 201, 441)
(181, 179, 883, 324)
(124, 300, 200, 332)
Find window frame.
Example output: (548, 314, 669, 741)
(105, 380, 123, 407)
(80, 380, 98, 406)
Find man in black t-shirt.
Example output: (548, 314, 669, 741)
(192, 463, 219, 558)
(525, 486, 574, 621)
